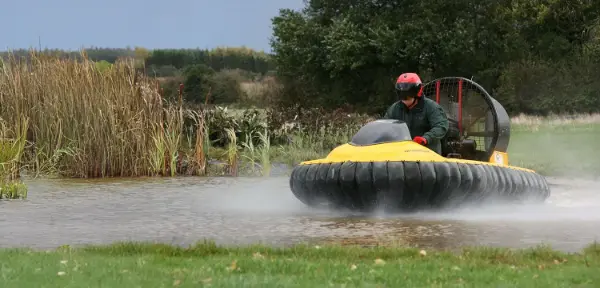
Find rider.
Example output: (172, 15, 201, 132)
(383, 72, 449, 154)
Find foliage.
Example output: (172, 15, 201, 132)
(270, 0, 600, 115)
(209, 69, 245, 104)
(144, 46, 274, 74)
(179, 66, 245, 105)
(239, 76, 284, 107)
(0, 116, 29, 199)
(94, 60, 112, 73)
(182, 64, 215, 103)
(0, 46, 275, 75)
(495, 55, 600, 115)
(146, 64, 180, 77)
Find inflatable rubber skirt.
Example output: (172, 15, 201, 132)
(289, 120, 551, 213)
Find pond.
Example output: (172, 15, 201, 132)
(1, 176, 598, 252)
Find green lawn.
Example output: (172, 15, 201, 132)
(1, 241, 598, 287)
(509, 123, 600, 177)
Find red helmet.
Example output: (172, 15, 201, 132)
(395, 72, 424, 99)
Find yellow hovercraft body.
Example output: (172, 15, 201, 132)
(289, 77, 551, 212)
(303, 141, 522, 171)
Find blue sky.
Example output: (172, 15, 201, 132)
(1, 0, 304, 52)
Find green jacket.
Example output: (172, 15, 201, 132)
(383, 97, 449, 154)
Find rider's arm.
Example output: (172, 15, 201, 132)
(422, 103, 449, 143)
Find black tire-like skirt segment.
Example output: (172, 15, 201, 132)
(290, 161, 551, 213)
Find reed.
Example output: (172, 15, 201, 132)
(240, 132, 259, 175)
(257, 128, 271, 176)
(187, 109, 210, 176)
(1, 50, 169, 177)
(0, 50, 366, 178)
(0, 116, 29, 199)
(224, 127, 239, 176)
(240, 128, 272, 176)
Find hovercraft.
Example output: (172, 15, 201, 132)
(289, 77, 550, 213)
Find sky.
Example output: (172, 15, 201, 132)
(1, 0, 305, 53)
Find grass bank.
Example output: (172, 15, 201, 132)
(1, 241, 598, 287)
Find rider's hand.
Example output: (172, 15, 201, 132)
(413, 136, 427, 146)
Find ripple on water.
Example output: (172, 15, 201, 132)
(0, 176, 598, 252)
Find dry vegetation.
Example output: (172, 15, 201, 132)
(239, 76, 283, 106)
(1, 51, 184, 178)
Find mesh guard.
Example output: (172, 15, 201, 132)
(422, 77, 510, 161)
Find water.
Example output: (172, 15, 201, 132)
(0, 176, 598, 252)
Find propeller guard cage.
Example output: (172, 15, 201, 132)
(422, 77, 510, 162)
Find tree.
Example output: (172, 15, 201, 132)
(269, 0, 600, 115)
(182, 64, 215, 103)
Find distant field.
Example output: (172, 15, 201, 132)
(509, 114, 600, 177)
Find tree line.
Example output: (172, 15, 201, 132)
(270, 0, 600, 115)
(0, 46, 275, 76)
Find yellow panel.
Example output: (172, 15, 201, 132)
(489, 151, 509, 166)
(300, 141, 534, 173)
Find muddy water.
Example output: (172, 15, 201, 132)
(1, 176, 598, 252)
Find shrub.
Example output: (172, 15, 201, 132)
(182, 64, 215, 103)
(209, 70, 244, 104)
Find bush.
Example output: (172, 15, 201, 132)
(147, 64, 181, 77)
(240, 76, 284, 107)
(158, 76, 184, 103)
(494, 54, 600, 116)
(182, 64, 215, 103)
(210, 70, 244, 104)
(94, 60, 112, 73)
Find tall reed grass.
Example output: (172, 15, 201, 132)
(0, 50, 356, 179)
(0, 51, 195, 177)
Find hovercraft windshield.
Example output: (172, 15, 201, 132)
(349, 119, 412, 146)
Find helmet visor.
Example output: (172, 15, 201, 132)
(395, 82, 419, 91)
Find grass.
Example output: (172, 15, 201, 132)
(509, 114, 600, 177)
(0, 241, 598, 287)
(0, 116, 29, 199)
